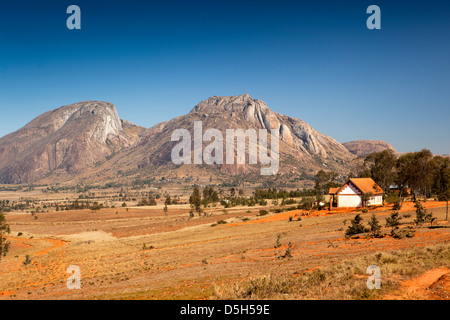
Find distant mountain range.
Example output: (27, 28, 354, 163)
(0, 95, 397, 185)
(342, 140, 397, 158)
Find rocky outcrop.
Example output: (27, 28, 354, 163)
(189, 94, 351, 158)
(114, 94, 357, 179)
(0, 95, 359, 184)
(342, 140, 397, 158)
(0, 101, 140, 184)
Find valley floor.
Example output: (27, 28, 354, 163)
(0, 201, 449, 300)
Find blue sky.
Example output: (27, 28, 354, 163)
(0, 0, 449, 154)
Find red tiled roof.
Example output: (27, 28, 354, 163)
(348, 178, 384, 194)
(329, 187, 340, 195)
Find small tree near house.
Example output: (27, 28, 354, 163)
(345, 214, 368, 237)
(368, 214, 382, 237)
(386, 212, 402, 235)
(361, 192, 373, 208)
(414, 201, 426, 226)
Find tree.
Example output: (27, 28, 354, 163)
(385, 211, 402, 235)
(202, 187, 219, 205)
(396, 149, 433, 201)
(345, 214, 368, 237)
(414, 201, 426, 226)
(314, 170, 339, 200)
(431, 157, 450, 220)
(0, 213, 11, 264)
(425, 211, 437, 227)
(189, 186, 202, 216)
(361, 192, 373, 208)
(364, 150, 397, 193)
(148, 194, 157, 206)
(165, 195, 172, 206)
(368, 214, 382, 237)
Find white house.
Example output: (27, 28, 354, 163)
(329, 178, 384, 208)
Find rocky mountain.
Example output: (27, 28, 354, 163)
(0, 101, 143, 184)
(342, 140, 397, 158)
(0, 95, 360, 185)
(79, 94, 357, 185)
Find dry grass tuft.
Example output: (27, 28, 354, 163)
(214, 244, 450, 300)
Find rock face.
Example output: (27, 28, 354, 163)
(189, 94, 350, 158)
(0, 95, 359, 184)
(105, 94, 357, 180)
(342, 140, 397, 158)
(0, 101, 141, 184)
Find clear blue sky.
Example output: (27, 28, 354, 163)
(0, 0, 449, 154)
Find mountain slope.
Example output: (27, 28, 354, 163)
(0, 95, 359, 185)
(83, 94, 357, 184)
(0, 101, 143, 184)
(342, 140, 397, 158)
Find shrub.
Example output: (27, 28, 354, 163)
(368, 214, 381, 237)
(23, 255, 32, 266)
(392, 201, 402, 210)
(414, 201, 426, 225)
(277, 242, 293, 259)
(392, 226, 415, 239)
(425, 212, 437, 226)
(345, 214, 368, 237)
(258, 210, 268, 216)
(274, 234, 282, 248)
(386, 212, 402, 235)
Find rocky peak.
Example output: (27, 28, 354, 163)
(191, 94, 268, 115)
(25, 101, 123, 142)
(0, 101, 135, 184)
(342, 140, 397, 158)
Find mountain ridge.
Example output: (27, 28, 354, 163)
(0, 95, 362, 185)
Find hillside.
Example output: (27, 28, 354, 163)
(0, 95, 359, 185)
(342, 140, 397, 158)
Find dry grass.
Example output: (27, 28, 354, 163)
(0, 197, 449, 300)
(214, 244, 450, 300)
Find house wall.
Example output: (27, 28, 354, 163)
(337, 183, 362, 207)
(367, 195, 383, 206)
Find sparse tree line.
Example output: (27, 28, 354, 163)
(345, 200, 438, 239)
(353, 149, 450, 207)
(0, 199, 43, 213)
(187, 184, 335, 218)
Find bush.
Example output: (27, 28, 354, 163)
(392, 201, 402, 211)
(258, 210, 268, 216)
(386, 212, 402, 235)
(368, 214, 381, 237)
(392, 226, 415, 239)
(345, 214, 368, 237)
(414, 201, 426, 225)
(23, 255, 31, 265)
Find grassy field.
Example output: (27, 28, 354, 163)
(0, 193, 449, 300)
